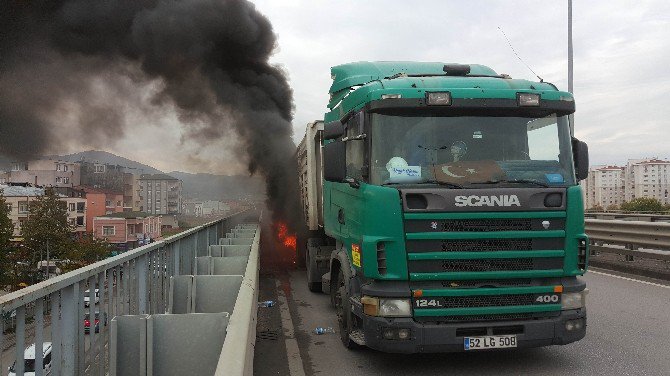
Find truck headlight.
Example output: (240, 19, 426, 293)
(561, 290, 588, 310)
(361, 296, 412, 317)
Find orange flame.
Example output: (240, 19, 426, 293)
(277, 222, 297, 251)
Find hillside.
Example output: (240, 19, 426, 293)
(169, 171, 264, 201)
(52, 150, 163, 175)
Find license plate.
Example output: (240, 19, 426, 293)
(464, 335, 517, 350)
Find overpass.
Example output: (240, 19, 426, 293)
(1, 211, 669, 375)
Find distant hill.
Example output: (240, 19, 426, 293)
(52, 150, 163, 175)
(169, 171, 265, 201)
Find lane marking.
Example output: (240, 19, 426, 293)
(589, 270, 670, 289)
(276, 280, 306, 376)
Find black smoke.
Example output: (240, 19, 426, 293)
(0, 0, 301, 230)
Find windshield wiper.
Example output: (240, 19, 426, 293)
(382, 180, 464, 189)
(422, 180, 464, 189)
(476, 179, 549, 187)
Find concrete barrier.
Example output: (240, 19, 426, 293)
(110, 315, 149, 376)
(215, 224, 260, 375)
(147, 313, 229, 376)
(196, 256, 249, 275)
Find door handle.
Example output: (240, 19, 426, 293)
(338, 208, 345, 224)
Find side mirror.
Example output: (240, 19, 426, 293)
(572, 138, 589, 181)
(323, 120, 345, 140)
(323, 140, 346, 182)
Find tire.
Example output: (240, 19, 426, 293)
(296, 235, 307, 268)
(306, 249, 322, 292)
(335, 267, 358, 349)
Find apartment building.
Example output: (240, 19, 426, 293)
(139, 174, 182, 215)
(1, 185, 86, 237)
(79, 162, 139, 211)
(624, 158, 670, 205)
(580, 166, 625, 209)
(9, 159, 81, 187)
(581, 158, 670, 209)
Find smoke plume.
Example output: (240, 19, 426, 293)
(0, 0, 301, 229)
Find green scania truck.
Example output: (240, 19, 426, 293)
(296, 61, 589, 353)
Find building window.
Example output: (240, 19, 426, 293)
(102, 226, 115, 236)
(77, 202, 85, 213)
(117, 201, 121, 207)
(69, 203, 76, 212)
(56, 177, 63, 184)
(63, 177, 70, 184)
(57, 164, 62, 171)
(63, 165, 68, 172)
(18, 201, 29, 214)
(105, 200, 112, 207)
(5, 203, 12, 212)
(94, 164, 105, 173)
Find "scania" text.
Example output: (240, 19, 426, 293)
(454, 195, 521, 207)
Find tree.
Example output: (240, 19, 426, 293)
(62, 232, 112, 272)
(20, 188, 73, 263)
(620, 197, 667, 212)
(0, 188, 16, 286)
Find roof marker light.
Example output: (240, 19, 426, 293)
(426, 92, 452, 106)
(381, 94, 402, 99)
(518, 93, 540, 106)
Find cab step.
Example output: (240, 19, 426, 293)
(349, 329, 366, 346)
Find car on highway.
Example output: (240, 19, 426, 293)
(84, 310, 108, 334)
(8, 342, 52, 376)
(84, 288, 99, 307)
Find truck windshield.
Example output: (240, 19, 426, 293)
(370, 113, 576, 186)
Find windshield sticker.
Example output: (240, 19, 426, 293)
(473, 131, 483, 139)
(545, 173, 564, 184)
(389, 165, 422, 183)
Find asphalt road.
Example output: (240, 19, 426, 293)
(279, 269, 670, 376)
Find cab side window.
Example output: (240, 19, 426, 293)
(345, 112, 365, 180)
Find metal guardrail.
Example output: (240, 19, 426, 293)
(585, 212, 670, 223)
(585, 219, 670, 262)
(0, 209, 256, 376)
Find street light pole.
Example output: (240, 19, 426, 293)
(568, 0, 575, 136)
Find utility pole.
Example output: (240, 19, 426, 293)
(568, 0, 575, 136)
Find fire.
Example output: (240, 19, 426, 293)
(276, 222, 297, 251)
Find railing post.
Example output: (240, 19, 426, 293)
(625, 244, 635, 261)
(60, 284, 79, 375)
(138, 253, 148, 314)
(174, 240, 181, 277)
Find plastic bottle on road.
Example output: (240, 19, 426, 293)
(314, 327, 335, 335)
(258, 300, 275, 307)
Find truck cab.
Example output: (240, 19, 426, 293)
(299, 61, 589, 353)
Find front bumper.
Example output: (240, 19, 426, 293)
(360, 308, 586, 353)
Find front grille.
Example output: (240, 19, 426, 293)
(440, 239, 533, 252)
(438, 313, 535, 322)
(441, 258, 534, 272)
(439, 279, 532, 288)
(439, 294, 536, 308)
(441, 219, 531, 232)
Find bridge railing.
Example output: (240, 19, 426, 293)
(585, 219, 670, 263)
(0, 209, 257, 376)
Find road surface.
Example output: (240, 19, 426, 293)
(263, 268, 670, 376)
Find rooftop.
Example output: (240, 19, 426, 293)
(0, 184, 44, 196)
(101, 211, 157, 219)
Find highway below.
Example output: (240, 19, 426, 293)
(270, 268, 670, 376)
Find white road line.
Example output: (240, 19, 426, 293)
(276, 280, 306, 376)
(589, 270, 670, 289)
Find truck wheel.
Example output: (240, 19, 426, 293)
(335, 267, 358, 349)
(306, 249, 321, 292)
(296, 236, 306, 268)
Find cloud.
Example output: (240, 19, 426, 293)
(256, 0, 670, 165)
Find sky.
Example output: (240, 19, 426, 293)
(20, 0, 669, 173)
